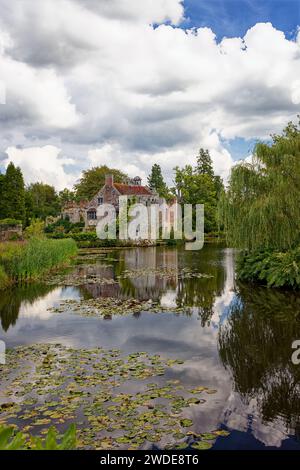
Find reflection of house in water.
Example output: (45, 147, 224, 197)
(82, 247, 179, 302)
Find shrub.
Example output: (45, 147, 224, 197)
(24, 219, 45, 239)
(237, 247, 300, 288)
(0, 218, 22, 227)
(0, 424, 76, 450)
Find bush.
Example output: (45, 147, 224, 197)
(0, 218, 22, 227)
(0, 424, 76, 450)
(45, 219, 85, 235)
(24, 219, 45, 239)
(237, 247, 300, 288)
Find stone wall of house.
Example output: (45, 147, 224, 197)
(88, 185, 120, 211)
(0, 224, 23, 242)
(62, 206, 87, 224)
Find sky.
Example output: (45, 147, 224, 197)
(0, 0, 299, 190)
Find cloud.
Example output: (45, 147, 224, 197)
(4, 145, 76, 190)
(0, 1, 299, 190)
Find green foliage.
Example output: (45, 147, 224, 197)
(221, 118, 300, 251)
(45, 218, 85, 235)
(30, 424, 76, 450)
(75, 166, 127, 201)
(0, 238, 78, 283)
(0, 218, 22, 227)
(58, 188, 76, 206)
(24, 219, 45, 239)
(173, 149, 223, 233)
(0, 163, 25, 225)
(25, 182, 60, 223)
(196, 148, 214, 178)
(0, 265, 10, 289)
(237, 247, 300, 288)
(0, 425, 27, 450)
(147, 164, 169, 199)
(0, 424, 76, 450)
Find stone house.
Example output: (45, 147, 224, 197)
(62, 200, 88, 224)
(85, 175, 162, 229)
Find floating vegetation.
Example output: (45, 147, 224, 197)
(48, 297, 186, 318)
(0, 344, 228, 450)
(45, 266, 213, 288)
(118, 268, 213, 281)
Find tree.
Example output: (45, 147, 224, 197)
(1, 163, 25, 224)
(25, 183, 60, 222)
(147, 164, 169, 199)
(173, 149, 223, 233)
(196, 149, 214, 178)
(58, 188, 76, 207)
(0, 173, 5, 219)
(221, 119, 300, 251)
(75, 166, 127, 201)
(174, 165, 217, 233)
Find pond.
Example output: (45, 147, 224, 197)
(1, 245, 300, 450)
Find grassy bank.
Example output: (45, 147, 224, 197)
(0, 238, 78, 288)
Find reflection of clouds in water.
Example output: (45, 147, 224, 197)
(160, 290, 177, 308)
(211, 249, 236, 327)
(2, 246, 298, 449)
(19, 287, 81, 320)
(222, 391, 289, 448)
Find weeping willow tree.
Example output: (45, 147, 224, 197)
(221, 117, 300, 251)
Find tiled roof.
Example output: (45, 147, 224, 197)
(113, 183, 153, 196)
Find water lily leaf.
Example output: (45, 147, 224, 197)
(180, 419, 193, 428)
(191, 441, 213, 450)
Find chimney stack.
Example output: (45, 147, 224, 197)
(105, 174, 114, 186)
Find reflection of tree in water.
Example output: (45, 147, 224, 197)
(176, 246, 226, 325)
(0, 284, 56, 332)
(219, 283, 300, 434)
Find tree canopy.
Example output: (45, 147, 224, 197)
(0, 163, 25, 224)
(221, 117, 300, 251)
(25, 183, 60, 222)
(75, 166, 127, 201)
(174, 149, 224, 233)
(147, 164, 169, 199)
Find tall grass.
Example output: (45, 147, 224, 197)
(0, 238, 77, 285)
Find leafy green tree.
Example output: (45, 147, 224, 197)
(0, 173, 5, 219)
(221, 119, 300, 251)
(1, 163, 25, 224)
(196, 148, 214, 178)
(174, 165, 217, 233)
(58, 188, 76, 206)
(25, 183, 60, 222)
(174, 149, 223, 233)
(147, 164, 169, 198)
(75, 166, 127, 201)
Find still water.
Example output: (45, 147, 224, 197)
(1, 245, 300, 450)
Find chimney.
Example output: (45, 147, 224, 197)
(105, 174, 114, 186)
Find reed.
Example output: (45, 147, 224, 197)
(0, 238, 77, 285)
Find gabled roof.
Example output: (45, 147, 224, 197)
(113, 183, 153, 196)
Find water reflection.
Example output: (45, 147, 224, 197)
(0, 284, 56, 332)
(219, 283, 300, 446)
(1, 246, 300, 448)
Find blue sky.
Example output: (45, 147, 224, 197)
(0, 0, 299, 187)
(179, 0, 300, 161)
(183, 0, 300, 39)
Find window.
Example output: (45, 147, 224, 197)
(87, 210, 97, 220)
(98, 197, 104, 205)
